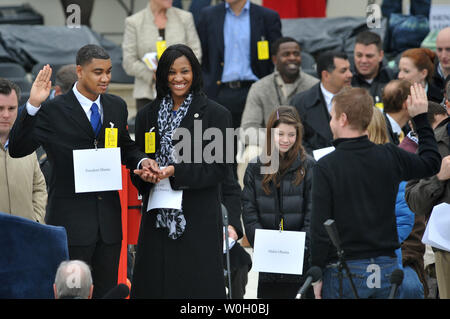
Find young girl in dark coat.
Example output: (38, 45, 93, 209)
(242, 106, 315, 299)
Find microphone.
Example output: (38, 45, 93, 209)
(323, 219, 342, 251)
(102, 283, 130, 299)
(295, 266, 322, 299)
(388, 269, 404, 299)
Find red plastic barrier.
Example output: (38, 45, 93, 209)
(262, 0, 326, 18)
(118, 166, 142, 286)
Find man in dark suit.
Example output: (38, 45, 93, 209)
(382, 79, 413, 145)
(434, 27, 450, 97)
(290, 51, 353, 154)
(196, 0, 281, 176)
(196, 0, 281, 130)
(9, 44, 154, 298)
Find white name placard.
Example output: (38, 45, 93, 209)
(73, 147, 122, 193)
(146, 177, 183, 211)
(252, 229, 306, 275)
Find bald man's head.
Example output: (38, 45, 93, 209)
(436, 27, 450, 76)
(382, 79, 411, 114)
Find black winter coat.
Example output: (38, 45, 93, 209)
(130, 93, 232, 299)
(241, 153, 315, 282)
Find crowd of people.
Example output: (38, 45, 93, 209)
(1, 0, 450, 300)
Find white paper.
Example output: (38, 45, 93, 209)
(422, 203, 450, 252)
(313, 146, 335, 161)
(73, 147, 122, 193)
(142, 52, 158, 71)
(146, 177, 183, 211)
(252, 229, 306, 275)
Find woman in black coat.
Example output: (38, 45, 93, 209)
(130, 44, 232, 298)
(242, 106, 315, 299)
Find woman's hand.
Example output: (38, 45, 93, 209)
(134, 158, 162, 183)
(159, 165, 175, 180)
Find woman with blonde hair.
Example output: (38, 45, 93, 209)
(367, 106, 390, 144)
(122, 0, 202, 111)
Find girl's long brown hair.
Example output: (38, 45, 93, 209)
(261, 106, 306, 195)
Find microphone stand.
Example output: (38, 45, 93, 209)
(323, 219, 359, 299)
(222, 204, 232, 299)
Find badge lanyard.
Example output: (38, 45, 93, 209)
(271, 179, 284, 232)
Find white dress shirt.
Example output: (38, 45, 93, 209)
(385, 113, 402, 136)
(320, 83, 334, 114)
(72, 81, 103, 123)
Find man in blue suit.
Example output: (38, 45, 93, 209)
(196, 0, 281, 175)
(197, 0, 281, 124)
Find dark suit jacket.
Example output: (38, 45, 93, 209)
(290, 82, 333, 154)
(427, 81, 444, 104)
(196, 2, 281, 99)
(9, 90, 145, 246)
(432, 59, 450, 100)
(383, 112, 400, 145)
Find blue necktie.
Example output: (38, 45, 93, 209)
(90, 103, 101, 137)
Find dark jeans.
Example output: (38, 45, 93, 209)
(322, 256, 398, 299)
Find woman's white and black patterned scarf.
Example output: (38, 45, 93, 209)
(154, 93, 192, 239)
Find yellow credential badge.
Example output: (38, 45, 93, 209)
(257, 39, 269, 60)
(105, 127, 118, 148)
(156, 39, 167, 60)
(145, 128, 156, 154)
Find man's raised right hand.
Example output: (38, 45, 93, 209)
(28, 64, 53, 107)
